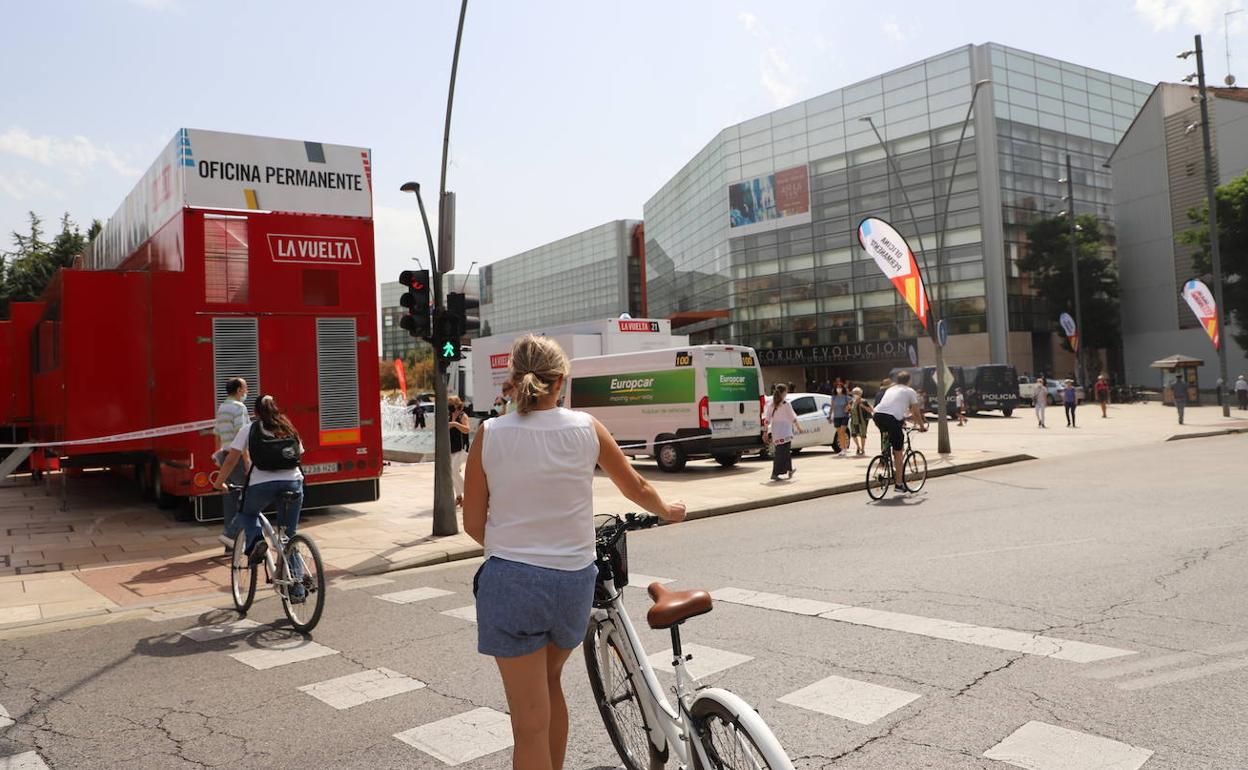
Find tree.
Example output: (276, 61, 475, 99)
(0, 212, 96, 311)
(379, 360, 400, 392)
(1018, 213, 1121, 366)
(1178, 170, 1248, 357)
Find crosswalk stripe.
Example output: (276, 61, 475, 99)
(0, 751, 50, 770)
(778, 674, 920, 725)
(983, 720, 1153, 769)
(145, 604, 222, 622)
(298, 668, 426, 709)
(1116, 655, 1248, 691)
(229, 639, 338, 670)
(0, 704, 12, 729)
(394, 707, 513, 765)
(332, 576, 395, 591)
(441, 606, 477, 624)
(180, 619, 261, 643)
(646, 644, 753, 680)
(714, 587, 850, 616)
(376, 587, 454, 605)
(1081, 639, 1248, 680)
(627, 573, 675, 586)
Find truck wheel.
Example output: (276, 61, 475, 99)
(1002, 408, 1014, 417)
(712, 453, 740, 468)
(655, 435, 687, 473)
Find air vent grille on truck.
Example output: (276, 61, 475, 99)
(212, 317, 261, 413)
(316, 317, 360, 443)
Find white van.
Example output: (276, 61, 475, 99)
(568, 345, 765, 472)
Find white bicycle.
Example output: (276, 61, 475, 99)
(584, 513, 794, 770)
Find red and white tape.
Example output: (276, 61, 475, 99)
(0, 419, 215, 449)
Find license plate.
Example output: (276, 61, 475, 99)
(303, 462, 338, 476)
(711, 419, 735, 432)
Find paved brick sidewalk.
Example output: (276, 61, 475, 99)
(0, 401, 1243, 630)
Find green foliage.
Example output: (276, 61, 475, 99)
(1018, 213, 1121, 353)
(0, 212, 97, 313)
(1178, 170, 1248, 356)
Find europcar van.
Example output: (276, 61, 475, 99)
(567, 345, 765, 472)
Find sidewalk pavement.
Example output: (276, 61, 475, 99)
(1, 401, 1244, 632)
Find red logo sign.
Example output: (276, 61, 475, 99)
(489, 353, 510, 370)
(267, 234, 362, 265)
(618, 320, 660, 333)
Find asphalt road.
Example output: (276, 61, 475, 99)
(1, 433, 1246, 769)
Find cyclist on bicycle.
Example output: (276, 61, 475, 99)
(871, 370, 927, 492)
(212, 395, 306, 599)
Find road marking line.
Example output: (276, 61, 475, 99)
(628, 573, 675, 586)
(145, 604, 223, 622)
(441, 605, 477, 624)
(647, 644, 753, 680)
(714, 587, 850, 616)
(818, 606, 1135, 662)
(332, 576, 395, 591)
(778, 674, 920, 725)
(983, 720, 1153, 769)
(1117, 655, 1248, 691)
(1081, 640, 1248, 680)
(394, 707, 513, 765)
(0, 703, 12, 729)
(229, 639, 338, 670)
(376, 587, 454, 605)
(180, 619, 261, 643)
(0, 751, 50, 770)
(927, 538, 1098, 560)
(298, 668, 426, 710)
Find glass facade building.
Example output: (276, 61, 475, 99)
(644, 43, 1151, 385)
(379, 272, 479, 362)
(479, 219, 645, 336)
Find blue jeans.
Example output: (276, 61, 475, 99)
(221, 463, 247, 538)
(240, 479, 304, 553)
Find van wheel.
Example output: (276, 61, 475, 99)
(1002, 408, 1014, 418)
(712, 453, 740, 468)
(655, 435, 686, 473)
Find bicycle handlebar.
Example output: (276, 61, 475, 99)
(595, 512, 661, 550)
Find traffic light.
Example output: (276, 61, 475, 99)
(398, 269, 431, 341)
(446, 291, 480, 337)
(434, 311, 463, 370)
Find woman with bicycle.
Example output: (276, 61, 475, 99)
(462, 335, 685, 770)
(212, 395, 306, 598)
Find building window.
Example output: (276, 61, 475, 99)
(204, 215, 249, 304)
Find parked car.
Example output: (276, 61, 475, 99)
(760, 392, 840, 457)
(1017, 375, 1085, 406)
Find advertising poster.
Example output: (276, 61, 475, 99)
(1059, 312, 1079, 353)
(728, 165, 811, 235)
(1181, 279, 1220, 350)
(571, 370, 695, 408)
(856, 217, 930, 330)
(706, 368, 761, 402)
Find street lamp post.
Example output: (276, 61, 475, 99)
(860, 115, 949, 453)
(1060, 154, 1087, 390)
(1181, 35, 1231, 417)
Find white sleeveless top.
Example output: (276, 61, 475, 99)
(481, 407, 599, 571)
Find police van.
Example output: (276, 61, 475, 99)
(567, 345, 765, 472)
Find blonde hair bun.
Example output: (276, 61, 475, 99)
(508, 335, 570, 414)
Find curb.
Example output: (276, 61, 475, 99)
(1165, 427, 1248, 442)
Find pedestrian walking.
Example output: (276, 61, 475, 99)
(214, 377, 249, 553)
(409, 398, 427, 430)
(954, 388, 967, 426)
(449, 395, 471, 506)
(1094, 375, 1110, 419)
(1063, 379, 1078, 428)
(831, 384, 851, 455)
(1172, 372, 1188, 425)
(461, 334, 685, 770)
(763, 384, 803, 480)
(848, 386, 873, 456)
(1033, 377, 1047, 428)
(1237, 375, 1248, 411)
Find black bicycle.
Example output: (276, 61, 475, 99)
(866, 425, 927, 500)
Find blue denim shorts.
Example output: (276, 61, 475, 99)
(474, 557, 598, 658)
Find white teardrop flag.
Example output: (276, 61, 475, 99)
(1182, 279, 1220, 350)
(857, 217, 929, 329)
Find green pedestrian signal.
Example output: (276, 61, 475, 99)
(442, 341, 456, 358)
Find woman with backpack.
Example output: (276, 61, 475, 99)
(212, 395, 305, 581)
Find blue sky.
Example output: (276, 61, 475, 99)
(1, 0, 1245, 286)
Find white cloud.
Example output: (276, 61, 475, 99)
(881, 18, 908, 43)
(0, 171, 59, 202)
(737, 11, 801, 107)
(0, 127, 139, 177)
(1134, 0, 1243, 31)
(738, 11, 758, 34)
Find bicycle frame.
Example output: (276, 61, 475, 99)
(253, 506, 298, 596)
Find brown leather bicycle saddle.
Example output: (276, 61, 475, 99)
(646, 582, 713, 630)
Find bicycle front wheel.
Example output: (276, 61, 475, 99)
(280, 534, 326, 633)
(690, 691, 794, 770)
(230, 530, 256, 613)
(903, 450, 928, 492)
(583, 620, 663, 770)
(865, 455, 891, 500)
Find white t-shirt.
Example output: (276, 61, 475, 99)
(875, 385, 920, 420)
(763, 399, 799, 443)
(230, 421, 304, 486)
(1237, 379, 1248, 393)
(1033, 382, 1047, 401)
(480, 407, 599, 571)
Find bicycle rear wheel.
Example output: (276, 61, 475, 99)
(280, 534, 326, 633)
(903, 450, 928, 492)
(865, 455, 891, 500)
(690, 692, 794, 769)
(230, 530, 256, 613)
(583, 620, 663, 770)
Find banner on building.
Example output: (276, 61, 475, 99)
(728, 165, 811, 236)
(1059, 312, 1079, 353)
(1181, 278, 1220, 350)
(856, 217, 930, 330)
(394, 359, 408, 401)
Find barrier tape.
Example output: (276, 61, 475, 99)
(0, 419, 216, 450)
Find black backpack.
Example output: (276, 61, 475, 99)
(247, 421, 302, 471)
